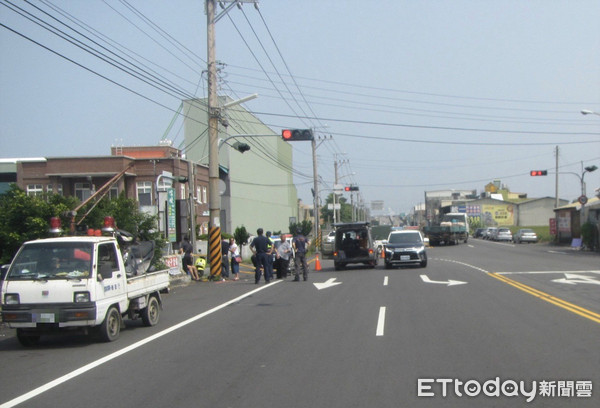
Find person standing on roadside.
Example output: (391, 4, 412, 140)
(229, 237, 240, 281)
(293, 229, 309, 281)
(266, 231, 275, 282)
(276, 236, 293, 279)
(250, 228, 271, 284)
(221, 236, 230, 280)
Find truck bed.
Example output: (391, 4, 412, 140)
(127, 269, 169, 299)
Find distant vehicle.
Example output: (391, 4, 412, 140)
(495, 228, 513, 242)
(424, 213, 469, 246)
(483, 227, 498, 240)
(333, 222, 378, 270)
(322, 230, 336, 256)
(513, 229, 538, 244)
(384, 230, 427, 268)
(474, 228, 486, 238)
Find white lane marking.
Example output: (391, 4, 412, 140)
(0, 281, 281, 408)
(383, 276, 389, 286)
(376, 307, 386, 337)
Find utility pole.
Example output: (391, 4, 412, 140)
(555, 146, 559, 208)
(206, 0, 222, 278)
(312, 136, 320, 254)
(333, 159, 338, 224)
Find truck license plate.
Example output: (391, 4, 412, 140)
(33, 313, 56, 323)
(400, 255, 410, 261)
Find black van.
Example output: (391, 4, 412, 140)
(332, 222, 378, 270)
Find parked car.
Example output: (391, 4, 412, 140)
(495, 228, 513, 242)
(322, 230, 336, 256)
(384, 230, 427, 268)
(513, 229, 538, 244)
(474, 228, 486, 238)
(483, 227, 497, 240)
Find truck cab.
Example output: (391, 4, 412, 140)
(332, 222, 378, 270)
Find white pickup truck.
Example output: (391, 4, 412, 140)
(1, 235, 169, 346)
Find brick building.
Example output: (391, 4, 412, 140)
(14, 145, 209, 242)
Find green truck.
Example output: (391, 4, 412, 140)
(424, 213, 469, 246)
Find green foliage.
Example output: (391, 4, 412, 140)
(0, 186, 166, 268)
(0, 185, 77, 264)
(233, 225, 250, 246)
(289, 219, 312, 237)
(581, 222, 598, 250)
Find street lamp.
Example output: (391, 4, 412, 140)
(581, 109, 600, 117)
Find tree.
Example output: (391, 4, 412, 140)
(233, 225, 250, 258)
(0, 185, 77, 264)
(289, 220, 312, 237)
(0, 186, 166, 268)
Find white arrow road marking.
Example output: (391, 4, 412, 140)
(552, 273, 600, 285)
(420, 274, 467, 286)
(313, 277, 342, 290)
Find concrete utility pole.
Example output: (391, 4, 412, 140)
(312, 136, 320, 253)
(206, 0, 222, 277)
(205, 0, 259, 277)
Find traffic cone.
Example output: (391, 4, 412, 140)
(315, 254, 322, 271)
(380, 247, 385, 259)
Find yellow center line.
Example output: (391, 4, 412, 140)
(488, 272, 600, 325)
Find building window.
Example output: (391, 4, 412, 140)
(137, 181, 153, 206)
(202, 186, 207, 203)
(109, 186, 118, 200)
(26, 184, 43, 197)
(196, 186, 202, 204)
(180, 184, 186, 200)
(157, 178, 171, 192)
(75, 183, 92, 202)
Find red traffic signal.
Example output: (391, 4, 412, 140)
(281, 129, 314, 141)
(344, 186, 351, 192)
(530, 170, 548, 176)
(344, 185, 359, 191)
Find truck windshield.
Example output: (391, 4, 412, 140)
(7, 242, 93, 280)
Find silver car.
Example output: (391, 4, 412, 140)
(513, 229, 538, 244)
(495, 228, 513, 242)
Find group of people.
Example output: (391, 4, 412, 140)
(249, 228, 309, 284)
(179, 228, 310, 283)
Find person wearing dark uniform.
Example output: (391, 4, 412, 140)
(293, 230, 309, 281)
(221, 236, 230, 280)
(250, 228, 271, 284)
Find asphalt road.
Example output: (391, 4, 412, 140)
(1, 240, 599, 407)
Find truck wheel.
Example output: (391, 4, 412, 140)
(16, 329, 40, 347)
(99, 306, 121, 342)
(141, 296, 160, 327)
(420, 259, 428, 268)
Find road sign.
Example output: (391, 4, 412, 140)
(578, 195, 588, 205)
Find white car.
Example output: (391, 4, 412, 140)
(322, 230, 335, 255)
(384, 230, 427, 268)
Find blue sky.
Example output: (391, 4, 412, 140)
(1, 0, 599, 215)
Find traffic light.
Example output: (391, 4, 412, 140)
(344, 185, 359, 191)
(281, 129, 314, 141)
(530, 170, 548, 176)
